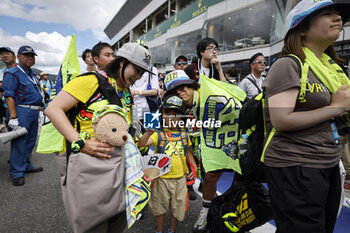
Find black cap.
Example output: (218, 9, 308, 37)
(0, 47, 15, 55)
(162, 95, 185, 114)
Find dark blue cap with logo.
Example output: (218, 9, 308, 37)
(0, 47, 15, 55)
(18, 45, 37, 56)
(162, 94, 185, 114)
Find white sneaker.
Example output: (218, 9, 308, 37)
(193, 209, 208, 233)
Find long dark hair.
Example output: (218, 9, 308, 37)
(103, 56, 125, 79)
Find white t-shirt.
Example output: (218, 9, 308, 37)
(130, 66, 159, 119)
(238, 73, 264, 99)
(202, 66, 210, 77)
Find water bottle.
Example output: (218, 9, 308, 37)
(239, 134, 249, 157)
(131, 105, 141, 137)
(132, 105, 138, 122)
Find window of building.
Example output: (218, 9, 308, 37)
(206, 0, 291, 52)
(150, 44, 171, 69)
(167, 30, 204, 64)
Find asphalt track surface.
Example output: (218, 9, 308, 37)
(0, 141, 349, 233)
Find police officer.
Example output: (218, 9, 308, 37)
(3, 45, 44, 186)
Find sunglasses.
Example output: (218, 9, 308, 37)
(168, 85, 187, 94)
(252, 60, 267, 65)
(176, 85, 187, 91)
(176, 62, 187, 66)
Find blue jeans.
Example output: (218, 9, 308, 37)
(8, 106, 39, 179)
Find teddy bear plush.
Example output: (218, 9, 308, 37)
(92, 104, 152, 229)
(92, 105, 129, 147)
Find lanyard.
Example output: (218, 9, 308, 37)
(198, 60, 214, 79)
(249, 73, 263, 93)
(17, 66, 40, 88)
(108, 76, 130, 113)
(17, 65, 44, 102)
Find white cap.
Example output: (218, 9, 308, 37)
(117, 42, 155, 75)
(174, 55, 188, 64)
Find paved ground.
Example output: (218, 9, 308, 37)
(0, 141, 203, 233)
(1, 140, 349, 233)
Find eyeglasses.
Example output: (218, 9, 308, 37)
(205, 47, 220, 52)
(252, 60, 267, 65)
(176, 62, 187, 66)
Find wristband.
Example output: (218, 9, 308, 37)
(71, 131, 91, 153)
(10, 117, 18, 119)
(139, 90, 142, 96)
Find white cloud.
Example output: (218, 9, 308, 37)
(0, 0, 126, 41)
(0, 28, 73, 74)
(0, 0, 127, 74)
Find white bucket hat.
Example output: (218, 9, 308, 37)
(285, 0, 350, 39)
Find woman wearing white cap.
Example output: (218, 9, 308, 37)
(45, 42, 153, 232)
(263, 0, 350, 232)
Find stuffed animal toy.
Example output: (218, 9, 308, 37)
(92, 105, 129, 147)
(92, 104, 152, 229)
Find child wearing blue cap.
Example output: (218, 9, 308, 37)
(138, 94, 198, 233)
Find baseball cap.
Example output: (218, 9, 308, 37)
(174, 55, 188, 64)
(116, 42, 154, 75)
(164, 70, 195, 91)
(40, 71, 48, 76)
(285, 0, 350, 39)
(162, 94, 185, 114)
(18, 45, 37, 56)
(0, 47, 15, 55)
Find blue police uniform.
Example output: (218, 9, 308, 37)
(3, 64, 43, 179)
(1, 66, 17, 109)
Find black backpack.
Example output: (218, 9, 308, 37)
(207, 181, 273, 233)
(237, 93, 266, 182)
(237, 55, 309, 181)
(63, 71, 136, 185)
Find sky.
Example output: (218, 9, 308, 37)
(0, 0, 127, 74)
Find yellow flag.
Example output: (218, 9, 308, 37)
(37, 35, 80, 154)
(200, 74, 246, 173)
(51, 34, 80, 98)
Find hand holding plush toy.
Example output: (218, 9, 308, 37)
(92, 105, 129, 147)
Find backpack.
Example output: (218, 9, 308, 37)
(156, 129, 189, 154)
(156, 129, 193, 178)
(207, 181, 273, 233)
(63, 71, 135, 185)
(237, 55, 309, 181)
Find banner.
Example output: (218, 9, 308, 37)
(36, 35, 80, 154)
(51, 34, 81, 98)
(138, 0, 225, 41)
(200, 74, 246, 173)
